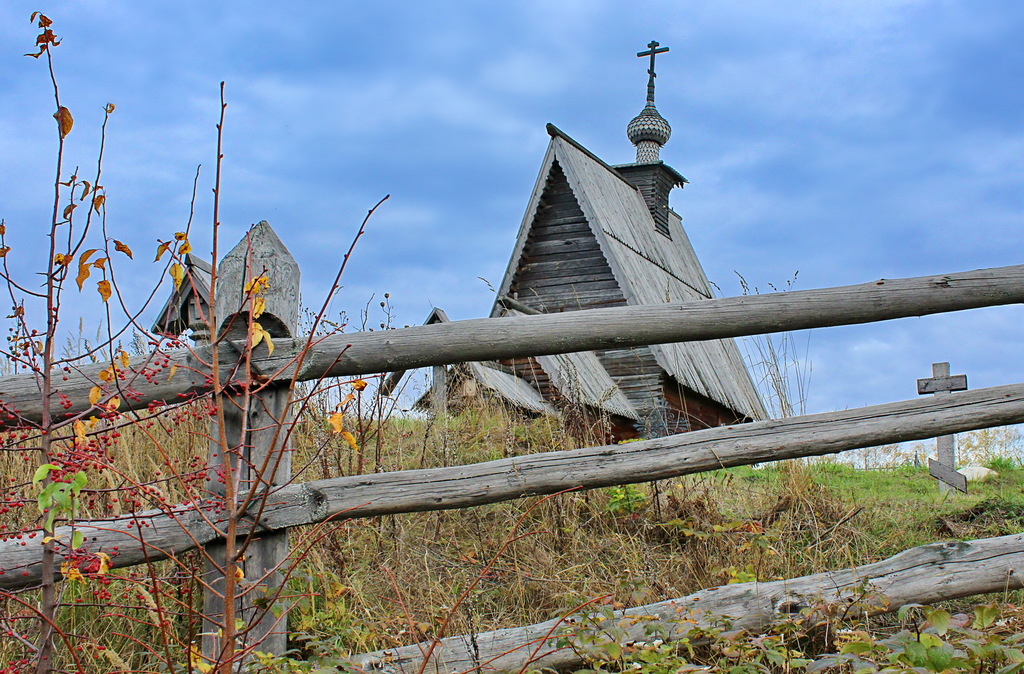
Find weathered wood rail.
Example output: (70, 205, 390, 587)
(4, 380, 1024, 591)
(350, 532, 1024, 673)
(0, 264, 1021, 427)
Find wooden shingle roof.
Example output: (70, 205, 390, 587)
(493, 126, 766, 421)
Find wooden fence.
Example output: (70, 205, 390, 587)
(3, 222, 1024, 671)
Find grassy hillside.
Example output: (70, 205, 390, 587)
(3, 397, 1023, 672)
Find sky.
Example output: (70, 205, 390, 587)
(1, 1, 1022, 416)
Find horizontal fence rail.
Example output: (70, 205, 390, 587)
(351, 532, 1024, 673)
(4, 381, 1024, 591)
(0, 264, 1021, 427)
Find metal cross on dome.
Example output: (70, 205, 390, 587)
(637, 40, 669, 103)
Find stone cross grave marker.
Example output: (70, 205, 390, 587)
(917, 362, 968, 494)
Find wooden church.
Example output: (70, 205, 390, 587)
(152, 42, 766, 441)
(438, 42, 766, 439)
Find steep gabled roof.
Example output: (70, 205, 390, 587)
(493, 126, 766, 421)
(500, 309, 639, 420)
(395, 308, 557, 415)
(465, 361, 555, 415)
(152, 254, 212, 335)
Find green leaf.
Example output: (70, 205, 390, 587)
(43, 509, 57, 533)
(70, 471, 87, 494)
(37, 490, 53, 514)
(927, 608, 951, 635)
(601, 641, 622, 660)
(903, 639, 928, 666)
(32, 463, 59, 485)
(51, 484, 71, 510)
(71, 530, 84, 549)
(974, 604, 1000, 630)
(840, 641, 873, 655)
(925, 646, 952, 671)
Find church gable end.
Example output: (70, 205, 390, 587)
(508, 161, 626, 314)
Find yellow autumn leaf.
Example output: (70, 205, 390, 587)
(89, 386, 102, 405)
(106, 397, 120, 411)
(53, 253, 71, 267)
(60, 561, 85, 583)
(174, 231, 187, 241)
(352, 379, 368, 391)
(53, 106, 73, 138)
(189, 645, 214, 674)
(167, 364, 178, 381)
(113, 239, 133, 259)
(0, 247, 10, 258)
(251, 321, 274, 355)
(92, 257, 107, 270)
(75, 262, 91, 290)
(104, 102, 115, 114)
(73, 420, 86, 442)
(154, 241, 170, 262)
(252, 296, 266, 319)
(179, 239, 192, 255)
(97, 279, 111, 303)
(62, 203, 76, 220)
(234, 566, 244, 581)
(119, 350, 130, 368)
(244, 274, 270, 295)
(341, 430, 359, 452)
(98, 367, 114, 382)
(75, 249, 98, 290)
(169, 263, 184, 290)
(92, 194, 105, 214)
(95, 552, 111, 575)
(327, 412, 344, 434)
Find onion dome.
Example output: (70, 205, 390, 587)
(628, 41, 672, 163)
(627, 103, 672, 162)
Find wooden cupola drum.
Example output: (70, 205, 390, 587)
(619, 40, 687, 239)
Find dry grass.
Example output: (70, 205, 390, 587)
(1, 393, 1022, 671)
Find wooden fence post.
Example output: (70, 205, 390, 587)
(427, 309, 451, 417)
(917, 362, 968, 493)
(203, 221, 300, 662)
